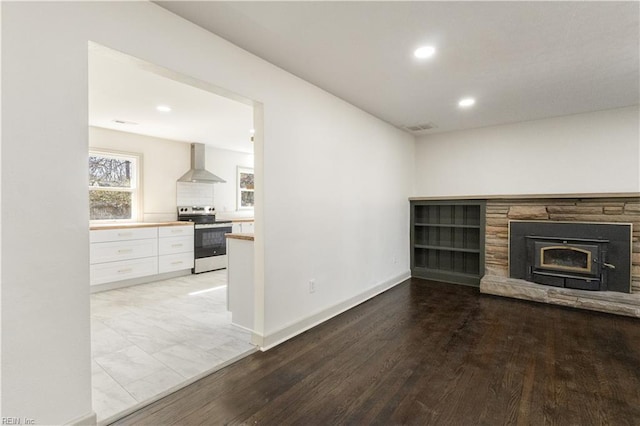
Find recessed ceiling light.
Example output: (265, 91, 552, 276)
(458, 98, 476, 107)
(414, 46, 436, 59)
(156, 105, 172, 112)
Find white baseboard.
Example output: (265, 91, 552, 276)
(67, 411, 97, 426)
(251, 331, 264, 347)
(260, 271, 411, 351)
(90, 269, 191, 293)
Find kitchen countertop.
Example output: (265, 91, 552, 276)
(90, 221, 193, 231)
(225, 233, 254, 241)
(231, 218, 254, 223)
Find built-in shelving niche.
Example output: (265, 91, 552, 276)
(410, 201, 486, 286)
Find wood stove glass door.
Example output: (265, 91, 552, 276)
(539, 246, 592, 274)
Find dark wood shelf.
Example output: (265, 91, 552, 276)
(414, 244, 480, 253)
(411, 267, 482, 287)
(411, 200, 486, 287)
(414, 223, 481, 229)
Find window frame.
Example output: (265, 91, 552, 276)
(89, 149, 143, 223)
(236, 166, 255, 211)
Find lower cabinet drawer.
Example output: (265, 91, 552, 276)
(159, 225, 194, 238)
(90, 257, 158, 286)
(90, 239, 158, 264)
(159, 252, 194, 274)
(90, 227, 157, 243)
(159, 235, 194, 256)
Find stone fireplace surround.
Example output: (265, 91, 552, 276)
(478, 195, 640, 318)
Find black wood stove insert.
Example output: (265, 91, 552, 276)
(509, 221, 632, 293)
(525, 235, 612, 290)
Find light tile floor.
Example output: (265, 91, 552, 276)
(91, 270, 256, 423)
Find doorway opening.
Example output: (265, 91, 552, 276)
(88, 42, 262, 424)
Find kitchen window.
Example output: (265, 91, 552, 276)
(89, 150, 141, 221)
(237, 166, 254, 210)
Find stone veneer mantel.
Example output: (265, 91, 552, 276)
(481, 275, 640, 318)
(409, 192, 640, 201)
(479, 196, 640, 317)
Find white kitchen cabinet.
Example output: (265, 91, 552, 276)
(241, 222, 255, 233)
(158, 225, 194, 238)
(90, 223, 194, 287)
(90, 257, 159, 286)
(226, 235, 254, 331)
(158, 252, 194, 274)
(232, 221, 254, 234)
(158, 235, 193, 255)
(158, 224, 194, 273)
(90, 227, 158, 286)
(90, 238, 158, 264)
(90, 227, 157, 243)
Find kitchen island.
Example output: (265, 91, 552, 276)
(226, 233, 255, 331)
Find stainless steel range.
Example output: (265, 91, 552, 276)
(177, 206, 232, 273)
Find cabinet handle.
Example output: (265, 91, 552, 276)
(117, 232, 133, 237)
(117, 249, 133, 254)
(171, 229, 183, 233)
(117, 268, 133, 273)
(171, 244, 183, 248)
(171, 261, 183, 265)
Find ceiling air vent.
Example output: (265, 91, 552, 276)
(404, 122, 438, 134)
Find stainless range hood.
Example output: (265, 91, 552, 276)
(177, 143, 226, 183)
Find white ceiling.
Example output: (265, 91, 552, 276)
(157, 1, 639, 134)
(89, 44, 255, 153)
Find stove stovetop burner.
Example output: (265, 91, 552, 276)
(177, 206, 232, 224)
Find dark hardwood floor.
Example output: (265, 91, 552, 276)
(113, 278, 640, 425)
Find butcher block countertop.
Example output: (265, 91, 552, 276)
(90, 221, 192, 231)
(230, 218, 254, 223)
(225, 233, 254, 241)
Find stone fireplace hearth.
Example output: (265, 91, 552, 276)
(479, 196, 640, 318)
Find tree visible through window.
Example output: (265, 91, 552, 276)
(89, 151, 139, 220)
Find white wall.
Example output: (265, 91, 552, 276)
(414, 106, 640, 197)
(0, 2, 413, 423)
(262, 95, 413, 340)
(0, 1, 4, 416)
(204, 146, 254, 218)
(2, 5, 92, 423)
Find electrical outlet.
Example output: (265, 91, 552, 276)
(309, 279, 316, 293)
